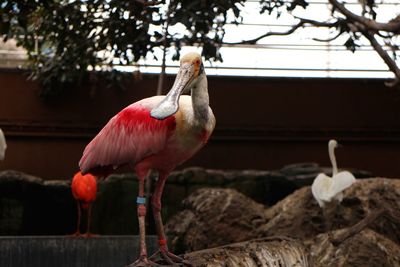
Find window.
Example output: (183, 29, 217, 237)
(129, 0, 399, 79)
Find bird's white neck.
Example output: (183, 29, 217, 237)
(191, 73, 209, 126)
(329, 142, 338, 176)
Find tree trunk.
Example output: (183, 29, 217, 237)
(184, 237, 310, 267)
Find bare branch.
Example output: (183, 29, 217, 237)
(312, 30, 344, 42)
(330, 204, 400, 246)
(134, 0, 163, 6)
(362, 29, 400, 87)
(330, 208, 385, 246)
(227, 18, 341, 45)
(328, 0, 400, 33)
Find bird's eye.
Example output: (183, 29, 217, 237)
(195, 59, 200, 65)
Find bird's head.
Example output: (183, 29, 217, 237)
(178, 52, 204, 91)
(151, 52, 204, 120)
(329, 139, 338, 150)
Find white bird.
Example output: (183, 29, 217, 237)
(0, 129, 6, 161)
(311, 139, 356, 208)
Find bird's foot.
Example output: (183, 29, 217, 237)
(81, 232, 99, 238)
(149, 249, 192, 266)
(126, 256, 160, 267)
(66, 231, 82, 238)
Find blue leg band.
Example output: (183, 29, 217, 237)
(136, 197, 146, 205)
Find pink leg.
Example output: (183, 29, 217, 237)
(152, 172, 168, 249)
(127, 169, 159, 267)
(149, 172, 191, 266)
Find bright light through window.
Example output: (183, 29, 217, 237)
(1, 1, 399, 80)
(126, 0, 399, 79)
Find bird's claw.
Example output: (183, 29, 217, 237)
(149, 249, 192, 266)
(126, 256, 161, 267)
(81, 232, 99, 238)
(67, 232, 99, 238)
(66, 231, 82, 238)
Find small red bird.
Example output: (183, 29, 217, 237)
(70, 171, 97, 237)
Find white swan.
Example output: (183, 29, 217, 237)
(311, 139, 356, 208)
(0, 129, 6, 161)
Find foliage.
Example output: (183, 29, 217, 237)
(0, 0, 244, 95)
(0, 0, 399, 95)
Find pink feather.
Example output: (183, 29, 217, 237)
(79, 100, 176, 176)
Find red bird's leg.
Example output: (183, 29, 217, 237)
(86, 204, 93, 236)
(83, 203, 98, 238)
(149, 172, 191, 266)
(67, 201, 82, 237)
(127, 170, 158, 267)
(74, 201, 82, 236)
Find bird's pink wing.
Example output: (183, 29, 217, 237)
(79, 102, 176, 175)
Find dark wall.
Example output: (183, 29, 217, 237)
(1, 70, 400, 179)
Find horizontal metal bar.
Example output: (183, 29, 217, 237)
(1, 120, 400, 142)
(133, 63, 392, 73)
(246, 0, 399, 4)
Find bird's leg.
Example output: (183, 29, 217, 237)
(68, 201, 82, 237)
(86, 204, 92, 236)
(82, 203, 98, 238)
(138, 175, 148, 259)
(127, 171, 159, 267)
(75, 201, 82, 236)
(149, 172, 191, 266)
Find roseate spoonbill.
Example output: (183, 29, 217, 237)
(79, 52, 216, 266)
(0, 129, 7, 161)
(311, 139, 356, 208)
(70, 171, 97, 237)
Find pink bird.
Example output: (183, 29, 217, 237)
(79, 52, 216, 266)
(70, 171, 97, 238)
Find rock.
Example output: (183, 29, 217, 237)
(92, 174, 139, 235)
(1, 169, 398, 267)
(0, 170, 43, 185)
(42, 180, 76, 235)
(167, 167, 276, 204)
(182, 226, 400, 267)
(165, 188, 268, 253)
(261, 178, 400, 245)
(0, 170, 75, 235)
(166, 178, 400, 254)
(0, 166, 375, 236)
(0, 171, 41, 235)
(311, 229, 400, 267)
(184, 236, 309, 267)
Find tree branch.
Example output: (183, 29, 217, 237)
(184, 236, 309, 266)
(134, 0, 163, 6)
(328, 0, 400, 33)
(227, 18, 340, 45)
(330, 208, 385, 246)
(312, 30, 344, 42)
(330, 204, 400, 246)
(361, 29, 400, 87)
